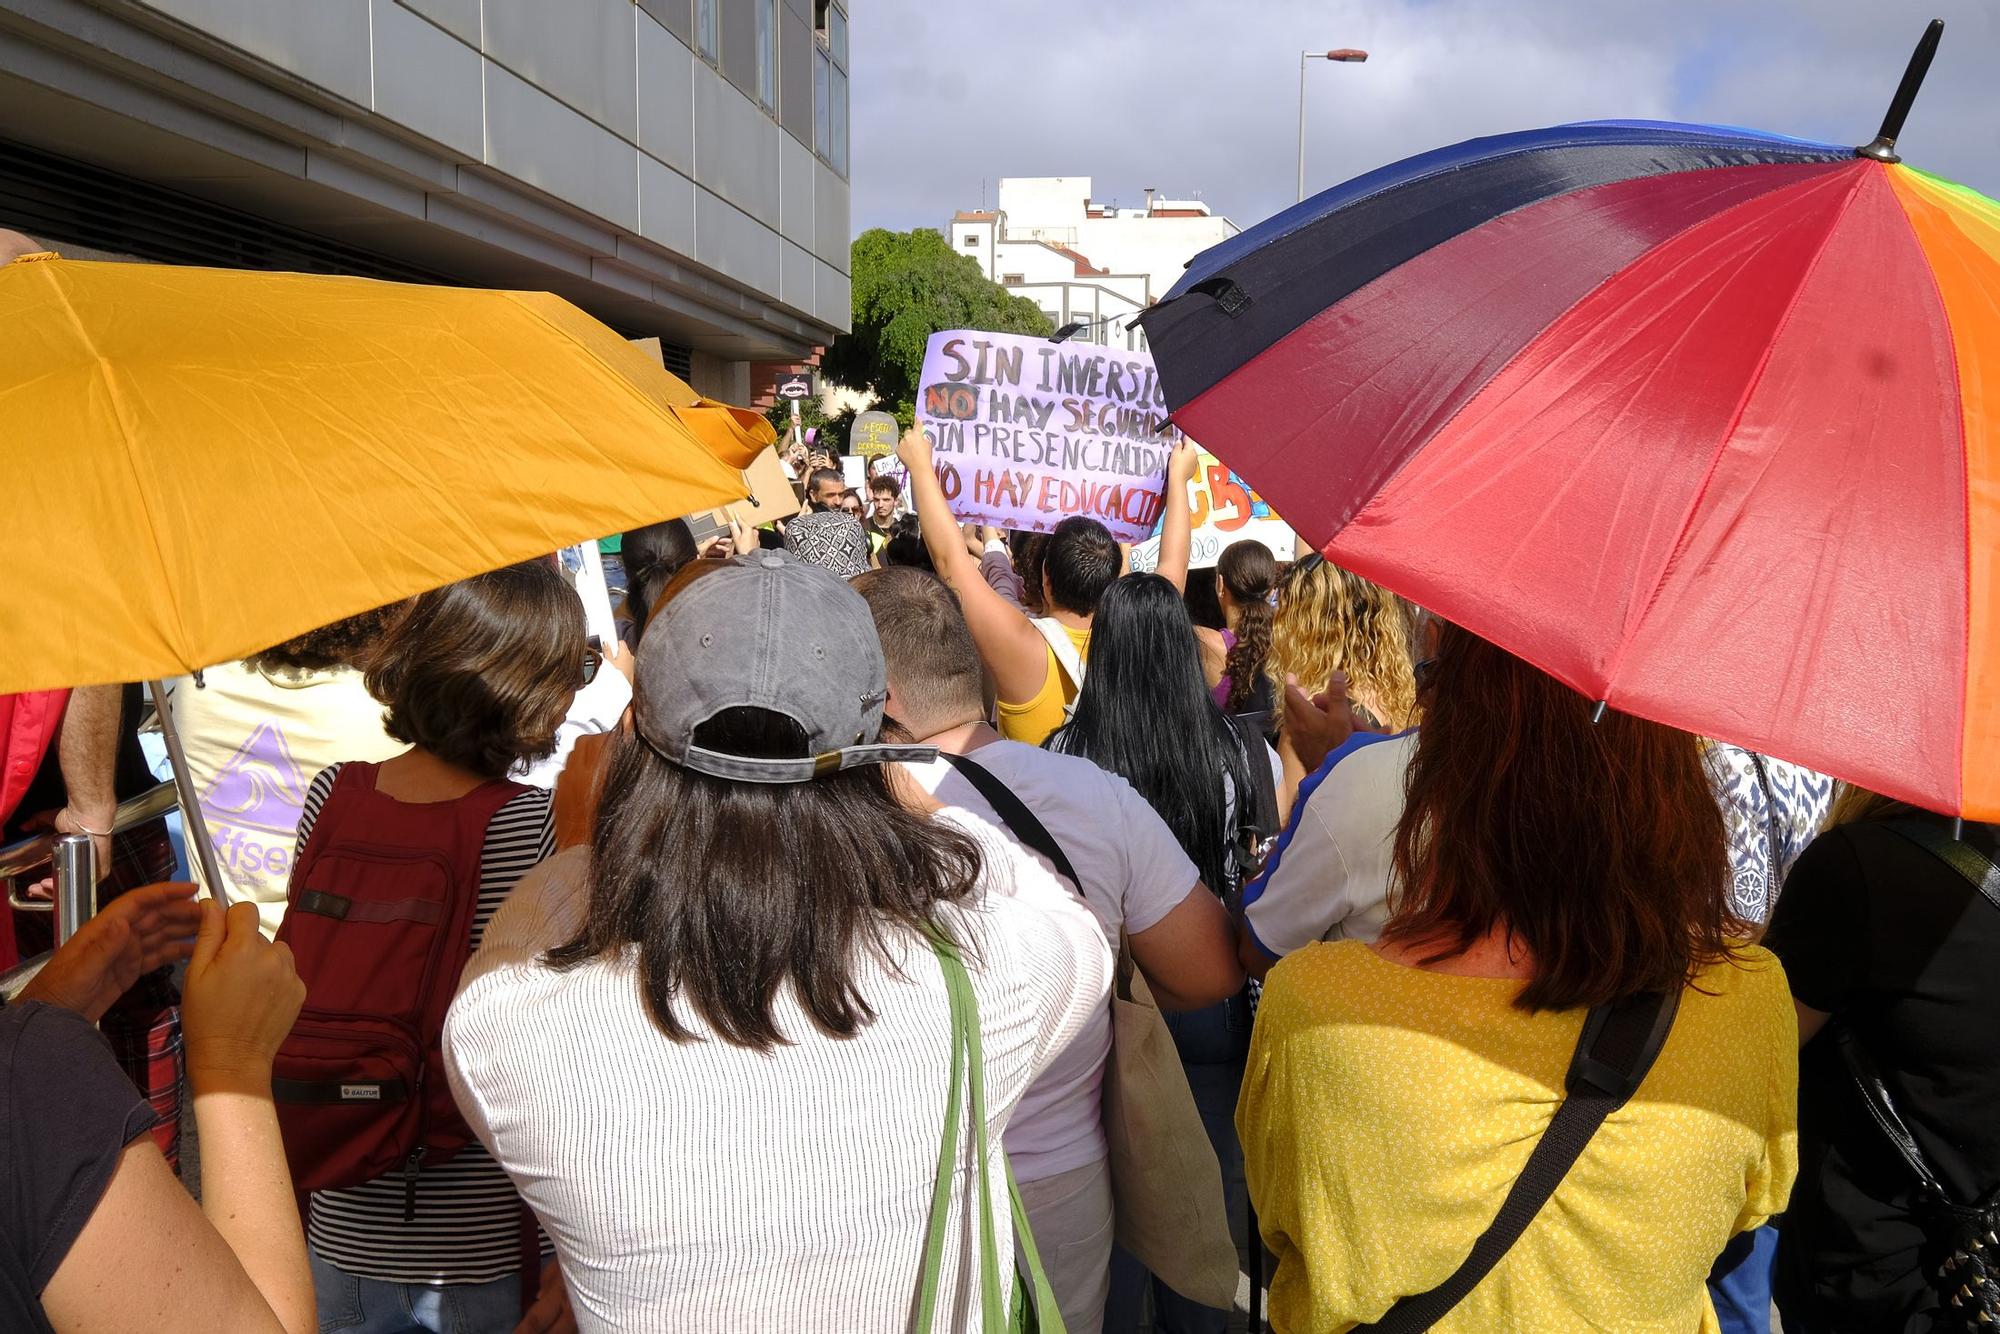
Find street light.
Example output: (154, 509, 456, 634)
(1298, 47, 1369, 202)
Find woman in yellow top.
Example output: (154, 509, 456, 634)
(894, 426, 1199, 745)
(1239, 624, 1797, 1333)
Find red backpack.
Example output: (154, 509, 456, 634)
(272, 761, 528, 1213)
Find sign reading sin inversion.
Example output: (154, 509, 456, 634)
(914, 330, 1178, 543)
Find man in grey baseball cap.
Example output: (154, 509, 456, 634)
(631, 549, 936, 782)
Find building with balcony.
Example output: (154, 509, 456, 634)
(951, 176, 1238, 351)
(0, 0, 850, 402)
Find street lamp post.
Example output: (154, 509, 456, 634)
(1298, 47, 1369, 202)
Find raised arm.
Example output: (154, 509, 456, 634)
(897, 428, 1051, 704)
(1153, 440, 1201, 595)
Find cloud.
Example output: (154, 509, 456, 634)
(850, 0, 2000, 239)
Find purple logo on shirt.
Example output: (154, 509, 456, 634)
(200, 720, 309, 836)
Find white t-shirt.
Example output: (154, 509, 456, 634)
(443, 817, 1110, 1334)
(515, 668, 632, 789)
(905, 740, 1200, 1180)
(1241, 730, 1415, 959)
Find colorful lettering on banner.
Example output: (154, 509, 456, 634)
(913, 330, 1178, 543)
(1128, 452, 1296, 573)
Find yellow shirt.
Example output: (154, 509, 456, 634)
(1239, 942, 1797, 1333)
(995, 626, 1091, 746)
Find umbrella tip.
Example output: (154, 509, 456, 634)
(1856, 18, 1944, 163)
(1590, 700, 1609, 725)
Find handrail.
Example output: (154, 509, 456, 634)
(0, 779, 182, 1003)
(0, 780, 179, 886)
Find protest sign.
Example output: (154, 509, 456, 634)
(850, 410, 898, 458)
(775, 370, 813, 401)
(1127, 450, 1299, 573)
(914, 330, 1177, 543)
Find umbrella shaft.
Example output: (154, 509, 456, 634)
(148, 679, 230, 909)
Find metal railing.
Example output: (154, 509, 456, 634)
(0, 780, 179, 1001)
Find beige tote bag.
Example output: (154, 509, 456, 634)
(1101, 940, 1240, 1309)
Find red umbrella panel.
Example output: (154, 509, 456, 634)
(1140, 118, 1999, 820)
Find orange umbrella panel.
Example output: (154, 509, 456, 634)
(0, 255, 768, 692)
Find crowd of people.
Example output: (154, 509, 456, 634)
(1, 420, 1994, 1334)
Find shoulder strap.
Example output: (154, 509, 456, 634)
(1835, 1026, 1951, 1205)
(1354, 989, 1680, 1334)
(940, 752, 1084, 895)
(1030, 618, 1086, 696)
(1882, 819, 2000, 914)
(916, 926, 1061, 1333)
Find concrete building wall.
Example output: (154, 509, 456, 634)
(0, 0, 850, 371)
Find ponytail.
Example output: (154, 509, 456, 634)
(1217, 542, 1277, 713)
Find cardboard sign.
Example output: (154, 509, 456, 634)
(914, 331, 1177, 543)
(850, 409, 899, 458)
(1127, 451, 1299, 573)
(840, 455, 867, 492)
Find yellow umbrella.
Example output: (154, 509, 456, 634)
(0, 251, 772, 694)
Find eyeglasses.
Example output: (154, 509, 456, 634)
(580, 645, 603, 687)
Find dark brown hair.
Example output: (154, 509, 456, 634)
(1385, 623, 1739, 1011)
(363, 562, 584, 779)
(852, 567, 985, 736)
(250, 606, 400, 674)
(547, 708, 985, 1050)
(1217, 542, 1276, 713)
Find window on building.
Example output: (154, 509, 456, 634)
(1002, 274, 1025, 286)
(813, 47, 831, 159)
(962, 234, 979, 248)
(830, 63, 848, 174)
(808, 3, 848, 175)
(755, 0, 776, 109)
(696, 0, 717, 62)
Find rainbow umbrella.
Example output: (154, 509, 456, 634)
(1140, 22, 2000, 821)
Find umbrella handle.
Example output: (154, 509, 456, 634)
(1856, 19, 1943, 163)
(147, 679, 230, 909)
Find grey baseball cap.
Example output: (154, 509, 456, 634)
(631, 549, 938, 784)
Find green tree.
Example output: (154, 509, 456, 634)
(822, 228, 1054, 424)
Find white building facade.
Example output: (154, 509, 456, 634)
(951, 176, 1237, 351)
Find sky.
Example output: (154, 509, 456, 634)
(850, 0, 2000, 238)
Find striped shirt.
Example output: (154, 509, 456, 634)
(443, 815, 1112, 1332)
(296, 763, 554, 1285)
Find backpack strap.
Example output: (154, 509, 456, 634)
(1881, 819, 2000, 914)
(1227, 715, 1280, 843)
(1354, 988, 1680, 1333)
(940, 752, 1083, 896)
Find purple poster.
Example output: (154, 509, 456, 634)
(914, 330, 1180, 543)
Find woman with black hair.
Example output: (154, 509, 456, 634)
(617, 517, 699, 644)
(1046, 572, 1275, 1334)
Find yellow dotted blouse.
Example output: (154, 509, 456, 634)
(1238, 941, 1798, 1332)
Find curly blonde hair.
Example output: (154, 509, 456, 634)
(1267, 558, 1420, 730)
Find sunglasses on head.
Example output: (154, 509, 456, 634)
(581, 637, 604, 687)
